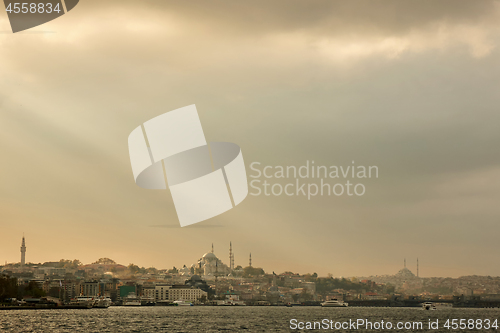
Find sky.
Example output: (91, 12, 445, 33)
(1, 0, 500, 278)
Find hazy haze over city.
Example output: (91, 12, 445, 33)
(1, 0, 500, 277)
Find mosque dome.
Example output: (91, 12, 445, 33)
(202, 253, 218, 261)
(395, 267, 415, 278)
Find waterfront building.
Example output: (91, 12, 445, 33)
(119, 285, 136, 299)
(153, 283, 207, 302)
(81, 281, 106, 296)
(142, 286, 156, 301)
(62, 281, 80, 300)
(43, 279, 80, 301)
(154, 284, 170, 302)
(168, 285, 207, 302)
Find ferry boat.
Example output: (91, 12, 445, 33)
(94, 296, 112, 308)
(321, 299, 348, 307)
(71, 296, 111, 308)
(172, 300, 193, 306)
(221, 300, 246, 306)
(70, 296, 95, 309)
(422, 302, 452, 310)
(123, 293, 141, 306)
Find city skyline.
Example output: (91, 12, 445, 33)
(0, 234, 471, 279)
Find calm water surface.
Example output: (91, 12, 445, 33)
(1, 306, 499, 332)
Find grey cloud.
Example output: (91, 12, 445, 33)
(1, 0, 500, 276)
(83, 0, 499, 36)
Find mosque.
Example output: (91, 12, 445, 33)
(181, 243, 248, 277)
(395, 258, 418, 279)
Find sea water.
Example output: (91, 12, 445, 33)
(1, 306, 499, 332)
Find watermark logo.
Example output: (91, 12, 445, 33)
(4, 0, 79, 33)
(128, 105, 248, 227)
(249, 161, 379, 199)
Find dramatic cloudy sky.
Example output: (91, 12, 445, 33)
(1, 1, 500, 277)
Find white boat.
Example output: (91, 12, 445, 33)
(422, 302, 452, 310)
(222, 300, 246, 306)
(72, 296, 111, 308)
(123, 299, 141, 306)
(71, 296, 95, 309)
(123, 292, 141, 306)
(172, 300, 193, 306)
(321, 299, 348, 307)
(94, 296, 112, 308)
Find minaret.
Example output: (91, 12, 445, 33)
(404, 258, 406, 268)
(229, 242, 233, 271)
(249, 253, 252, 267)
(20, 235, 26, 266)
(417, 258, 419, 277)
(212, 243, 214, 254)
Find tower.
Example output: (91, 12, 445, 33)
(20, 234, 26, 266)
(404, 258, 406, 268)
(249, 253, 252, 267)
(229, 242, 234, 271)
(417, 258, 419, 278)
(212, 243, 214, 253)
